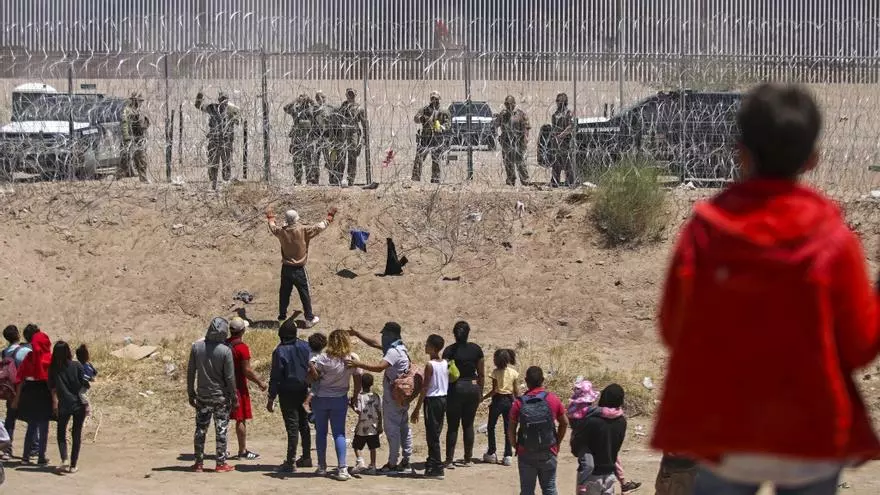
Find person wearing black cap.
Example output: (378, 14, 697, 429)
(195, 90, 241, 190)
(333, 88, 367, 187)
(346, 323, 414, 474)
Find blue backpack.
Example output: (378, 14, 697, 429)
(517, 392, 557, 453)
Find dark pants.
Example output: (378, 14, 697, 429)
(445, 380, 481, 462)
(412, 134, 446, 183)
(23, 420, 49, 461)
(549, 143, 573, 187)
(518, 451, 558, 495)
(207, 141, 233, 188)
(3, 402, 16, 452)
(423, 396, 447, 470)
(278, 390, 308, 464)
(279, 265, 313, 320)
(487, 394, 514, 457)
(57, 408, 86, 467)
(297, 402, 311, 459)
(693, 466, 840, 495)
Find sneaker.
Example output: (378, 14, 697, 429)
(68, 466, 78, 474)
(502, 456, 513, 467)
(395, 458, 412, 474)
(56, 463, 69, 475)
(443, 461, 456, 470)
(621, 481, 642, 493)
(331, 467, 351, 481)
(379, 463, 397, 474)
(278, 314, 287, 322)
(191, 462, 204, 473)
(455, 459, 472, 468)
(277, 461, 296, 474)
(295, 457, 313, 468)
(364, 465, 377, 475)
(353, 458, 366, 473)
(215, 463, 235, 473)
(0, 452, 11, 461)
(482, 453, 498, 464)
(36, 458, 50, 466)
(304, 316, 320, 329)
(315, 466, 327, 476)
(424, 468, 445, 480)
(238, 450, 260, 461)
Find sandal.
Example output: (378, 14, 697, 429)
(239, 450, 260, 460)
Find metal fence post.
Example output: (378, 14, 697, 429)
(464, 47, 473, 181)
(243, 119, 249, 180)
(616, 0, 625, 108)
(261, 49, 270, 182)
(361, 54, 372, 185)
(164, 53, 172, 181)
(67, 63, 75, 181)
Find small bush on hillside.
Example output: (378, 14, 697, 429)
(592, 155, 666, 246)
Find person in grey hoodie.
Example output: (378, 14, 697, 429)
(187, 317, 238, 473)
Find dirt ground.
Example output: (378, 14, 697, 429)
(2, 179, 880, 493)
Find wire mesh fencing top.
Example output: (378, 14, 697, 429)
(0, 1, 877, 204)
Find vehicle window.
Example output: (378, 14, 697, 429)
(448, 102, 492, 118)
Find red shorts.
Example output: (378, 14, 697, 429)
(230, 392, 252, 422)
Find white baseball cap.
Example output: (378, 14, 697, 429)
(229, 317, 250, 332)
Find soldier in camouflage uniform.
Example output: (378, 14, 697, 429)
(549, 92, 574, 187)
(333, 88, 367, 186)
(312, 91, 332, 181)
(187, 317, 238, 473)
(195, 91, 240, 190)
(493, 95, 531, 186)
(284, 94, 318, 185)
(120, 92, 151, 183)
(412, 91, 451, 184)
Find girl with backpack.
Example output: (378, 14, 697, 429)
(12, 328, 52, 465)
(48, 341, 90, 473)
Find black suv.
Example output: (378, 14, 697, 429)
(447, 101, 496, 151)
(539, 90, 743, 183)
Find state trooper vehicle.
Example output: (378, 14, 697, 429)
(0, 83, 126, 180)
(538, 90, 743, 184)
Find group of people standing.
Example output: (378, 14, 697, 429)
(1, 324, 95, 474)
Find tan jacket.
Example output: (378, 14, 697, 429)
(270, 221, 328, 267)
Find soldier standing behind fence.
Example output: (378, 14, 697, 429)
(549, 92, 574, 188)
(195, 91, 240, 190)
(312, 91, 332, 182)
(334, 88, 367, 187)
(412, 91, 450, 184)
(121, 92, 151, 183)
(494, 96, 531, 187)
(284, 94, 318, 185)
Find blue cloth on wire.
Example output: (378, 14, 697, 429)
(350, 229, 370, 252)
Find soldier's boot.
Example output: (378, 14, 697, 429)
(306, 161, 320, 185)
(346, 156, 357, 186)
(135, 151, 150, 183)
(430, 159, 441, 184)
(517, 160, 530, 186)
(411, 154, 424, 182)
(503, 157, 516, 186)
(208, 166, 219, 190)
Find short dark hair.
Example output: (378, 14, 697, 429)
(493, 348, 516, 369)
(426, 334, 445, 352)
(598, 383, 625, 409)
(737, 83, 822, 179)
(361, 373, 374, 391)
(381, 322, 402, 338)
(525, 366, 544, 389)
(3, 325, 19, 344)
(452, 321, 470, 344)
(308, 332, 327, 353)
(22, 324, 39, 343)
(75, 344, 90, 363)
(278, 318, 298, 342)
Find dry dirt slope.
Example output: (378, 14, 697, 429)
(0, 180, 674, 368)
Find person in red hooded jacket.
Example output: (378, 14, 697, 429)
(652, 83, 880, 495)
(12, 325, 53, 465)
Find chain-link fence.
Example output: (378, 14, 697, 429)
(0, 0, 879, 200)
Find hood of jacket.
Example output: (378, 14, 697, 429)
(205, 317, 229, 343)
(692, 179, 843, 257)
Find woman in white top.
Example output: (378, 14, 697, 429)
(410, 334, 449, 479)
(310, 329, 362, 480)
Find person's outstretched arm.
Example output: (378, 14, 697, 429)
(304, 207, 337, 240)
(831, 231, 880, 370)
(348, 328, 382, 350)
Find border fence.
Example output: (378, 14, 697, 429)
(0, 1, 879, 193)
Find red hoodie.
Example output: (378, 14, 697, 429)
(17, 331, 52, 382)
(652, 179, 880, 461)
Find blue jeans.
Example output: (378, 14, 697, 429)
(694, 467, 841, 495)
(312, 395, 348, 469)
(517, 451, 558, 495)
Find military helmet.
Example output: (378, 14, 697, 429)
(505, 95, 516, 105)
(430, 91, 441, 101)
(218, 92, 229, 103)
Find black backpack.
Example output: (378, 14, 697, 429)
(516, 392, 557, 453)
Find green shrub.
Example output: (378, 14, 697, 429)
(592, 155, 666, 246)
